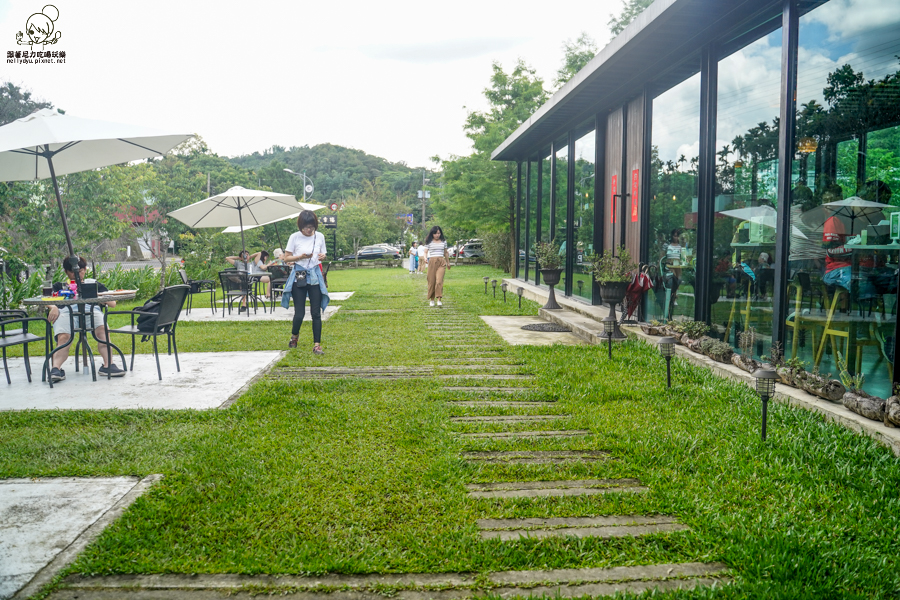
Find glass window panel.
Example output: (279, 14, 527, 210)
(648, 72, 700, 322)
(574, 130, 595, 301)
(710, 29, 783, 358)
(788, 0, 900, 398)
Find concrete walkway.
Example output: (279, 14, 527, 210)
(0, 352, 282, 411)
(0, 475, 160, 600)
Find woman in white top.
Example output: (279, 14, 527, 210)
(417, 242, 428, 273)
(424, 225, 450, 306)
(282, 211, 329, 354)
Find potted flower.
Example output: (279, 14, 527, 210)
(533, 240, 564, 310)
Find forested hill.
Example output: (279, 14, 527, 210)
(228, 144, 427, 203)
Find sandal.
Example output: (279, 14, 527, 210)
(313, 344, 325, 355)
(289, 335, 298, 349)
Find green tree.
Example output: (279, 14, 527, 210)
(554, 33, 597, 89)
(0, 81, 56, 126)
(608, 0, 653, 36)
(437, 60, 547, 272)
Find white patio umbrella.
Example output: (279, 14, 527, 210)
(720, 205, 808, 239)
(801, 196, 894, 236)
(220, 202, 325, 233)
(0, 108, 193, 262)
(167, 186, 306, 254)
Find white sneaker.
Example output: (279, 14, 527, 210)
(437, 300, 442, 307)
(429, 301, 435, 307)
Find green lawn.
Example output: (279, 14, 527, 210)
(2, 265, 900, 598)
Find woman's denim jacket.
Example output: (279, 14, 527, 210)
(281, 263, 330, 311)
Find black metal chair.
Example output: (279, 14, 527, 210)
(267, 265, 292, 311)
(179, 269, 216, 315)
(218, 270, 255, 317)
(104, 285, 190, 380)
(1, 310, 54, 387)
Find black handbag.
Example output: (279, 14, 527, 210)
(294, 269, 309, 288)
(135, 291, 164, 332)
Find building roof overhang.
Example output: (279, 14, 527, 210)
(491, 0, 818, 162)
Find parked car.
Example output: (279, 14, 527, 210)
(338, 246, 402, 261)
(459, 241, 484, 258)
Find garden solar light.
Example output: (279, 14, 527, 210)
(517, 286, 524, 308)
(491, 279, 498, 297)
(603, 316, 616, 359)
(753, 368, 777, 440)
(484, 276, 490, 294)
(577, 280, 584, 295)
(501, 282, 508, 302)
(658, 336, 676, 388)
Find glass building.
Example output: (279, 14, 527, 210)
(495, 0, 900, 399)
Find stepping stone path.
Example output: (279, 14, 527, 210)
(477, 514, 690, 541)
(450, 401, 555, 407)
(57, 562, 730, 598)
(450, 415, 566, 424)
(459, 430, 590, 440)
(460, 450, 610, 464)
(466, 478, 648, 499)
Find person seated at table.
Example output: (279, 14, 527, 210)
(47, 256, 124, 382)
(253, 251, 272, 297)
(225, 250, 258, 311)
(822, 215, 852, 311)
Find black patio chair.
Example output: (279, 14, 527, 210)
(1, 310, 54, 387)
(267, 264, 292, 311)
(218, 270, 255, 317)
(104, 285, 190, 380)
(179, 269, 216, 315)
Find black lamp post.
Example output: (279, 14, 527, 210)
(517, 286, 524, 308)
(483, 276, 490, 294)
(603, 316, 616, 359)
(577, 279, 584, 297)
(491, 279, 498, 298)
(753, 368, 777, 440)
(658, 336, 676, 388)
(501, 282, 508, 302)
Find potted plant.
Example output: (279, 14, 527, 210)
(586, 246, 638, 330)
(533, 240, 564, 310)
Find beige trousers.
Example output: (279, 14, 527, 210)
(427, 257, 447, 300)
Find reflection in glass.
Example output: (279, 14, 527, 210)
(710, 29, 783, 356)
(788, 0, 900, 398)
(648, 72, 700, 322)
(573, 130, 595, 301)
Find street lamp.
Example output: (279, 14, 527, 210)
(501, 282, 508, 302)
(658, 336, 676, 388)
(603, 316, 616, 359)
(491, 279, 497, 298)
(517, 286, 524, 308)
(283, 169, 315, 202)
(753, 368, 778, 440)
(483, 276, 490, 294)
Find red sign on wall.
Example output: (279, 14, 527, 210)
(610, 175, 617, 224)
(631, 169, 640, 222)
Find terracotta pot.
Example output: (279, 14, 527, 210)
(843, 391, 886, 422)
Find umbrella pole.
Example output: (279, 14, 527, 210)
(46, 151, 83, 294)
(238, 206, 247, 255)
(274, 222, 284, 250)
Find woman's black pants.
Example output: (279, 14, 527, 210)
(291, 283, 322, 342)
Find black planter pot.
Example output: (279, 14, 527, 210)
(598, 281, 629, 339)
(540, 268, 563, 310)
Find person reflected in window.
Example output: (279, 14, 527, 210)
(661, 228, 685, 314)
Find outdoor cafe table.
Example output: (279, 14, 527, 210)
(22, 292, 136, 381)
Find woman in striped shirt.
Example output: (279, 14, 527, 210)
(425, 226, 450, 307)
